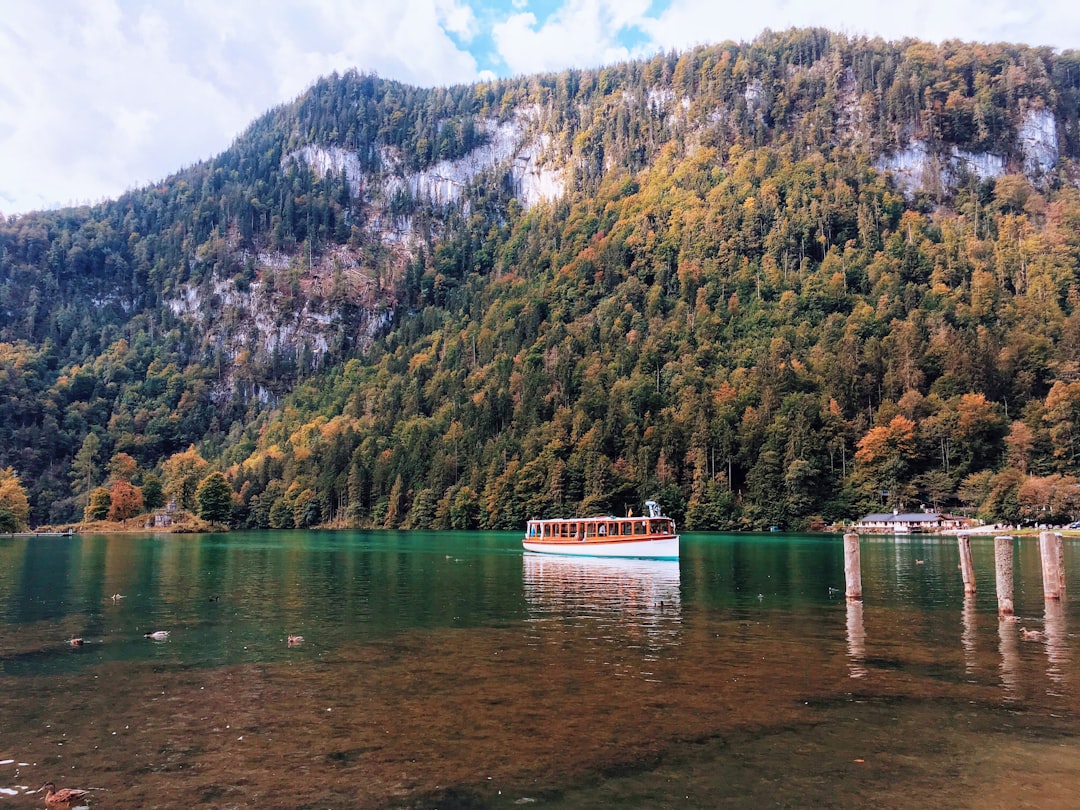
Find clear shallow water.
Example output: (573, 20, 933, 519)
(1, 530, 1078, 808)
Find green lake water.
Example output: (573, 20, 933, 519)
(1, 530, 1078, 808)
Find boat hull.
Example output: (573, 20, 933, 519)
(522, 535, 679, 560)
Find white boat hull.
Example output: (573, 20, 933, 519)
(522, 535, 679, 560)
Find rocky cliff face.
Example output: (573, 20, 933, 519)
(874, 108, 1061, 197)
(162, 105, 570, 402)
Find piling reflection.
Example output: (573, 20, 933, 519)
(998, 617, 1020, 702)
(845, 598, 866, 679)
(1044, 599, 1069, 693)
(962, 595, 977, 675)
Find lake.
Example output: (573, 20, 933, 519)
(1, 530, 1078, 808)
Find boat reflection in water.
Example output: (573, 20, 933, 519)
(522, 553, 681, 649)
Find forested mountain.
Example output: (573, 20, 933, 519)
(3, 28, 1080, 531)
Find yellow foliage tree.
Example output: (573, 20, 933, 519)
(0, 467, 30, 532)
(162, 445, 209, 511)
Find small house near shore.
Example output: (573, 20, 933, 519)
(147, 498, 179, 529)
(854, 511, 972, 534)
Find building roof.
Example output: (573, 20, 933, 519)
(859, 512, 943, 523)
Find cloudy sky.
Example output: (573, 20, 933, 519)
(1, 0, 1077, 216)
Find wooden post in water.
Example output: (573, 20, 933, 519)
(1039, 531, 1066, 600)
(994, 535, 1014, 616)
(844, 532, 862, 600)
(958, 533, 976, 594)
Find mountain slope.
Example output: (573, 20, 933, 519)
(2, 28, 1080, 529)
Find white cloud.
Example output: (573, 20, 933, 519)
(0, 0, 482, 215)
(437, 0, 478, 39)
(492, 0, 654, 76)
(641, 0, 1077, 52)
(1, 0, 1079, 217)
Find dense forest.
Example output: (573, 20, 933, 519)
(2, 28, 1080, 531)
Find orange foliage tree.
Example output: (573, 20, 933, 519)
(854, 415, 918, 509)
(107, 480, 144, 521)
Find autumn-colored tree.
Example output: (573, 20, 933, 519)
(108, 452, 139, 483)
(1017, 474, 1080, 522)
(107, 480, 144, 521)
(162, 445, 209, 511)
(1044, 381, 1080, 470)
(1003, 421, 1035, 473)
(84, 486, 111, 522)
(0, 468, 30, 532)
(855, 415, 918, 509)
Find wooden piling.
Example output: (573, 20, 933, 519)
(994, 535, 1014, 616)
(958, 533, 976, 594)
(1056, 532, 1067, 600)
(844, 532, 862, 600)
(1039, 531, 1066, 600)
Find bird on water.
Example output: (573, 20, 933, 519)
(144, 630, 170, 640)
(1019, 627, 1046, 641)
(40, 782, 89, 806)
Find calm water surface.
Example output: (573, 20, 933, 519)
(1, 531, 1078, 808)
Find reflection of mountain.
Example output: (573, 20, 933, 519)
(522, 553, 681, 628)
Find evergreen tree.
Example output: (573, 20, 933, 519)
(70, 434, 101, 507)
(0, 506, 18, 535)
(196, 472, 234, 525)
(141, 474, 165, 510)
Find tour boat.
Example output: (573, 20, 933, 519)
(523, 500, 679, 560)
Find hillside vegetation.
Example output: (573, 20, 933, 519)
(2, 28, 1080, 530)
